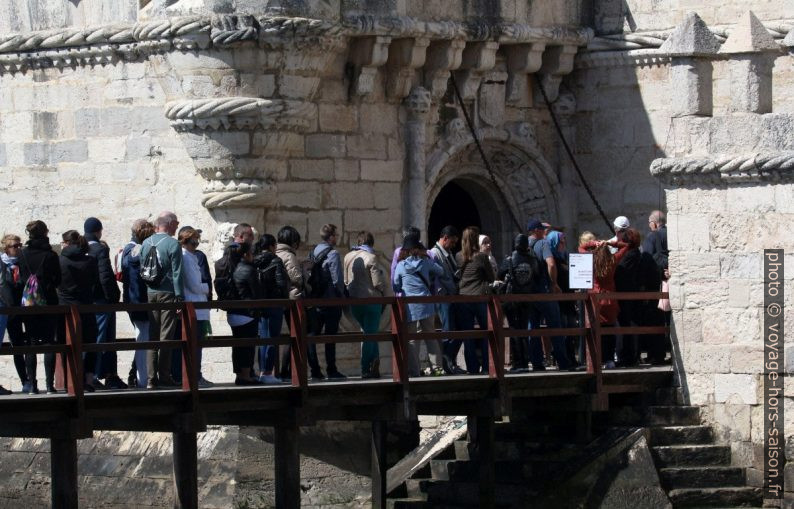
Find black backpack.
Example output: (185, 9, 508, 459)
(256, 253, 288, 299)
(140, 237, 166, 288)
(504, 252, 540, 294)
(214, 250, 239, 301)
(305, 246, 333, 298)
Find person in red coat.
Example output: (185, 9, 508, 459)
(578, 232, 629, 369)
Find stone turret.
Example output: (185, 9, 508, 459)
(659, 12, 720, 117)
(718, 10, 780, 114)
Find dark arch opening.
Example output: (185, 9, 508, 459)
(427, 181, 481, 253)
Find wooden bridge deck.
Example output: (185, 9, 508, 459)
(0, 292, 672, 508)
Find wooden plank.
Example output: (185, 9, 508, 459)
(275, 415, 301, 509)
(51, 437, 78, 509)
(172, 430, 198, 509)
(371, 421, 387, 509)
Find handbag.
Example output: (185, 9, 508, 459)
(658, 280, 671, 312)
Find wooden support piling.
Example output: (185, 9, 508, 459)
(51, 437, 78, 509)
(371, 421, 388, 509)
(275, 414, 301, 509)
(473, 416, 495, 509)
(172, 431, 198, 509)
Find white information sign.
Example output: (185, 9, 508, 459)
(568, 253, 594, 290)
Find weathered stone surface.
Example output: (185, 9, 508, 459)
(360, 159, 403, 181)
(714, 373, 757, 405)
(719, 11, 780, 54)
(660, 12, 721, 57)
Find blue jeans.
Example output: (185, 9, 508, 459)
(351, 304, 382, 375)
(258, 307, 284, 373)
(528, 300, 571, 370)
(307, 306, 341, 374)
(454, 302, 489, 374)
(94, 307, 117, 378)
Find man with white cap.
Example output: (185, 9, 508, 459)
(609, 216, 630, 254)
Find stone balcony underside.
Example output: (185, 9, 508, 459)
(0, 14, 591, 209)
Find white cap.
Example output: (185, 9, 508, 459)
(613, 216, 630, 229)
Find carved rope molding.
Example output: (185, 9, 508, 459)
(586, 19, 792, 52)
(164, 97, 315, 131)
(0, 14, 592, 73)
(650, 152, 794, 185)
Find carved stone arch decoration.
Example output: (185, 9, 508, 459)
(425, 121, 561, 256)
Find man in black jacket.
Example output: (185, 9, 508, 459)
(84, 217, 126, 389)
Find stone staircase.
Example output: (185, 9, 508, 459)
(613, 387, 764, 508)
(387, 387, 764, 508)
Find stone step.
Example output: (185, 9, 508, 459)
(667, 487, 763, 507)
(430, 459, 531, 482)
(659, 466, 745, 489)
(421, 479, 528, 507)
(654, 387, 687, 406)
(647, 425, 715, 446)
(387, 498, 430, 509)
(610, 405, 701, 426)
(652, 445, 731, 468)
(453, 440, 577, 462)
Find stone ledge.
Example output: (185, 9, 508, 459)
(650, 151, 794, 185)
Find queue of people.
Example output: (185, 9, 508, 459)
(0, 209, 670, 394)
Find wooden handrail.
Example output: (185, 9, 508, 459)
(0, 292, 671, 409)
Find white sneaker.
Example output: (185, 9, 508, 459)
(198, 376, 214, 388)
(258, 374, 283, 384)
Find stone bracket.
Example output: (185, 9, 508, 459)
(385, 37, 430, 99)
(504, 42, 546, 103)
(537, 44, 578, 102)
(454, 41, 500, 100)
(349, 35, 392, 96)
(424, 39, 466, 99)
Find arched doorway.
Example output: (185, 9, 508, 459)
(427, 177, 505, 259)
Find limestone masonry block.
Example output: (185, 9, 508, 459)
(684, 343, 731, 373)
(714, 403, 752, 442)
(360, 159, 403, 181)
(344, 209, 397, 233)
(668, 214, 710, 252)
(714, 374, 757, 405)
(276, 181, 322, 210)
(305, 134, 346, 158)
(701, 308, 760, 344)
(290, 159, 334, 181)
(324, 182, 375, 210)
(334, 159, 360, 181)
(346, 133, 388, 160)
(319, 103, 358, 133)
(729, 346, 764, 374)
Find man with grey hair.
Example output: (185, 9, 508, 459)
(140, 211, 183, 389)
(642, 210, 668, 273)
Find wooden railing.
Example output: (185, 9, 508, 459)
(0, 292, 669, 409)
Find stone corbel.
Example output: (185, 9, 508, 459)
(423, 39, 466, 99)
(537, 44, 578, 102)
(504, 43, 545, 103)
(348, 35, 392, 96)
(385, 37, 430, 99)
(454, 41, 499, 100)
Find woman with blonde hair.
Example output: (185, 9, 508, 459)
(454, 226, 495, 374)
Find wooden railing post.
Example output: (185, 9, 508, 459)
(288, 301, 308, 390)
(64, 306, 85, 407)
(584, 295, 607, 410)
(389, 297, 411, 419)
(180, 302, 199, 407)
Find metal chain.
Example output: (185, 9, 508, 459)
(536, 80, 614, 235)
(449, 73, 525, 233)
